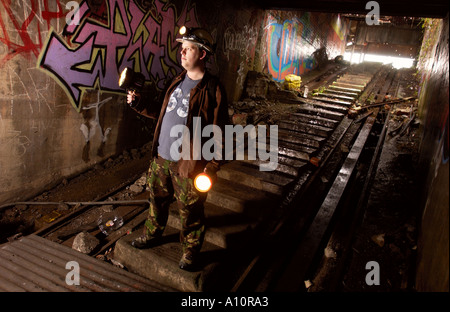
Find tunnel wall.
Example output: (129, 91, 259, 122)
(415, 15, 449, 292)
(352, 22, 422, 58)
(0, 0, 348, 205)
(258, 10, 348, 82)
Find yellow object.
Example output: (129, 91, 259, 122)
(106, 220, 115, 227)
(40, 210, 61, 223)
(284, 74, 301, 91)
(194, 173, 212, 192)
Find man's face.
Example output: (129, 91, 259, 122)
(180, 41, 205, 71)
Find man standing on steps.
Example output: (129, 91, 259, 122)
(126, 27, 228, 271)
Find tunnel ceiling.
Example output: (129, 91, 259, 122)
(253, 0, 449, 18)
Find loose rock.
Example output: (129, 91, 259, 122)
(371, 233, 385, 247)
(130, 184, 143, 194)
(72, 231, 100, 254)
(324, 246, 337, 258)
(134, 176, 147, 187)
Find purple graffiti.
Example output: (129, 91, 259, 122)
(38, 0, 199, 111)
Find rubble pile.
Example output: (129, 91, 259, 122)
(229, 71, 303, 126)
(388, 102, 420, 138)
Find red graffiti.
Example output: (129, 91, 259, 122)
(0, 0, 65, 66)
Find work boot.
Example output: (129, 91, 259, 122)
(131, 233, 159, 249)
(178, 249, 198, 271)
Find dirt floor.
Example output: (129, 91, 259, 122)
(340, 117, 421, 292)
(309, 68, 422, 292)
(0, 142, 153, 244)
(339, 69, 421, 292)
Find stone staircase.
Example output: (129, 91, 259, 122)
(113, 65, 379, 292)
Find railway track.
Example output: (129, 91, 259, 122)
(0, 62, 406, 292)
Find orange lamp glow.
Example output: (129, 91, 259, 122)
(194, 173, 212, 192)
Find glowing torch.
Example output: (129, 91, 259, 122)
(118, 67, 145, 92)
(119, 67, 145, 108)
(194, 172, 213, 193)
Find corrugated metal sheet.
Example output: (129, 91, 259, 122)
(0, 234, 174, 292)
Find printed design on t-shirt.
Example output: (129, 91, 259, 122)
(166, 86, 190, 118)
(177, 97, 189, 118)
(166, 87, 181, 113)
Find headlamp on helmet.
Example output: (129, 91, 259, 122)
(176, 26, 215, 54)
(179, 26, 188, 36)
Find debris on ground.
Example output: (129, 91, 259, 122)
(0, 141, 153, 244)
(371, 233, 386, 247)
(229, 71, 305, 126)
(72, 231, 100, 254)
(324, 246, 338, 259)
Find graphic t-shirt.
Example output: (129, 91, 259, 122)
(158, 75, 200, 161)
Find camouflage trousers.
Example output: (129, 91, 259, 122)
(144, 155, 206, 253)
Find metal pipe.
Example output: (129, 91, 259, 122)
(0, 200, 150, 212)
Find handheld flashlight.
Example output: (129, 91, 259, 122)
(118, 67, 145, 91)
(194, 173, 213, 193)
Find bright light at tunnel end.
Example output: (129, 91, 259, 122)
(343, 52, 415, 69)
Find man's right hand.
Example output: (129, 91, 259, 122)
(127, 90, 136, 104)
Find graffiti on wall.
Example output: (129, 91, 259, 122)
(223, 25, 259, 63)
(37, 0, 199, 112)
(265, 12, 347, 82)
(0, 0, 67, 67)
(266, 16, 306, 82)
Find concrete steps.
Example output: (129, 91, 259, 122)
(316, 92, 356, 101)
(278, 129, 325, 148)
(241, 156, 306, 177)
(217, 160, 295, 195)
(308, 72, 373, 114)
(279, 120, 334, 138)
(276, 141, 318, 161)
(114, 165, 282, 291)
(332, 81, 366, 89)
(114, 227, 224, 292)
(284, 112, 340, 129)
(311, 96, 353, 106)
(303, 101, 350, 114)
(295, 106, 345, 121)
(113, 165, 285, 292)
(322, 89, 359, 98)
(111, 65, 381, 292)
(167, 201, 256, 249)
(206, 178, 278, 217)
